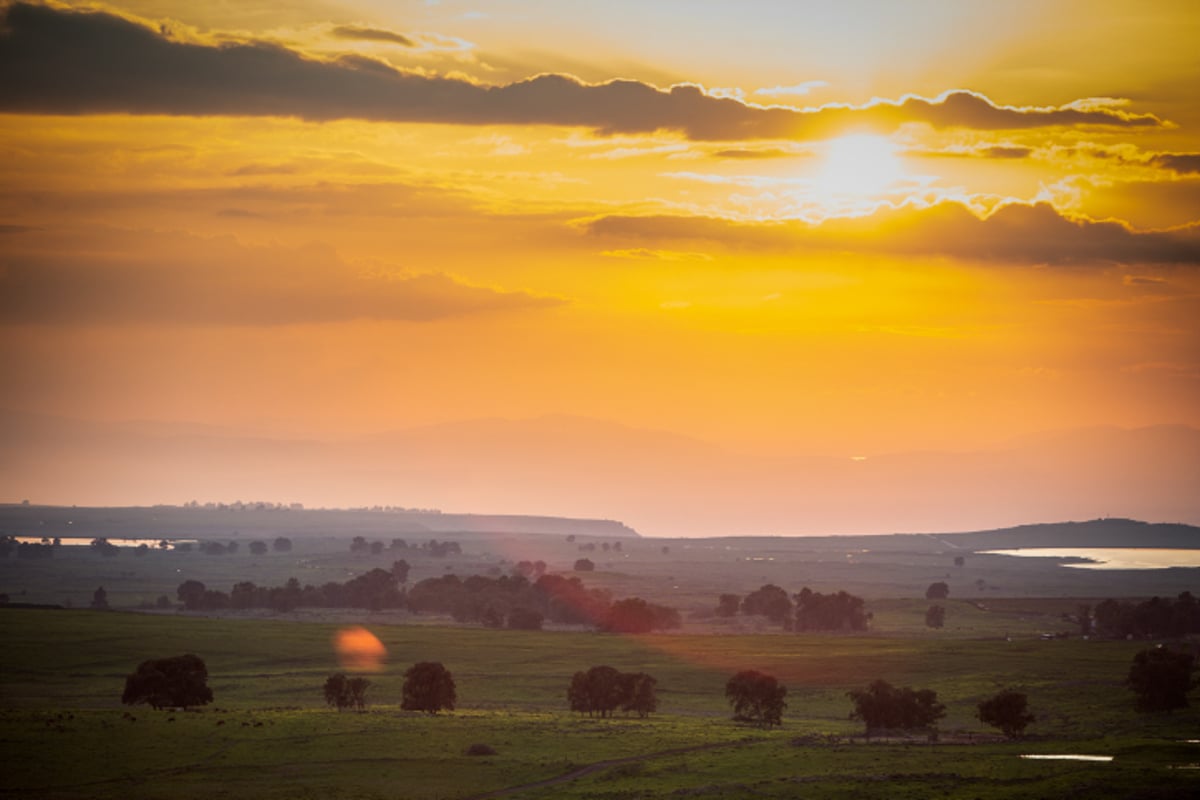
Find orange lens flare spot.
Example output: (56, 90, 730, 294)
(333, 626, 387, 672)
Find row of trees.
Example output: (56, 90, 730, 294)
(717, 585, 871, 632)
(350, 537, 462, 557)
(1086, 593, 1200, 639)
(172, 569, 681, 633)
(177, 567, 407, 612)
(407, 572, 681, 632)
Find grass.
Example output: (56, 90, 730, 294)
(2, 607, 1199, 798)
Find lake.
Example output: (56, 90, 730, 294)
(981, 547, 1200, 570)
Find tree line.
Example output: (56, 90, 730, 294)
(716, 584, 871, 632)
(1085, 592, 1200, 639)
(172, 568, 681, 633)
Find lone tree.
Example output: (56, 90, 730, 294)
(249, 540, 268, 556)
(573, 558, 595, 572)
(725, 670, 787, 728)
(848, 679, 945, 735)
(402, 661, 456, 714)
(925, 605, 945, 629)
(977, 689, 1035, 738)
(925, 582, 950, 600)
(1127, 646, 1196, 712)
(324, 673, 370, 712)
(90, 586, 109, 610)
(122, 654, 213, 710)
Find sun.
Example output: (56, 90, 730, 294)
(813, 134, 905, 199)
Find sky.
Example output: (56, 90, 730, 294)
(1, 1, 1198, 532)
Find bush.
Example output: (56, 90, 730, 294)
(465, 743, 497, 756)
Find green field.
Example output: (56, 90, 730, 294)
(2, 607, 1198, 799)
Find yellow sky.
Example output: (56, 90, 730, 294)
(0, 1, 1198, 527)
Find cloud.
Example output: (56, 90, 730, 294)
(330, 25, 415, 47)
(1150, 153, 1200, 175)
(600, 248, 713, 262)
(712, 148, 799, 159)
(586, 202, 1200, 266)
(0, 4, 1168, 140)
(0, 227, 564, 325)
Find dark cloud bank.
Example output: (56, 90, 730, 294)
(0, 3, 1166, 140)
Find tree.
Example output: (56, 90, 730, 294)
(272, 536, 292, 552)
(925, 605, 945, 629)
(90, 586, 109, 610)
(793, 587, 870, 632)
(567, 666, 657, 718)
(568, 665, 624, 717)
(953, 556, 965, 567)
(176, 579, 206, 610)
(324, 673, 370, 712)
(90, 537, 119, 557)
(725, 670, 787, 728)
(604, 597, 681, 633)
(1127, 646, 1196, 712)
(402, 661, 456, 714)
(977, 689, 1035, 738)
(741, 584, 792, 624)
(925, 582, 950, 600)
(573, 558, 595, 572)
(848, 679, 945, 735)
(249, 540, 268, 556)
(392, 559, 411, 584)
(121, 654, 213, 710)
(619, 671, 658, 718)
(716, 593, 740, 617)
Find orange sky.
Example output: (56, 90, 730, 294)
(0, 1, 1197, 530)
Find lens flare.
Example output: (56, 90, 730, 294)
(333, 626, 387, 672)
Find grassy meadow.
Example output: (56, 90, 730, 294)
(2, 607, 1198, 798)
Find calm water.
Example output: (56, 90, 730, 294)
(981, 547, 1200, 570)
(14, 536, 196, 548)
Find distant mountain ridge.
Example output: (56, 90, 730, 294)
(0, 504, 639, 540)
(1, 408, 1197, 536)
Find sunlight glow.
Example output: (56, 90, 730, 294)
(814, 134, 905, 198)
(334, 626, 387, 672)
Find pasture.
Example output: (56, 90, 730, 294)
(1, 607, 1198, 798)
